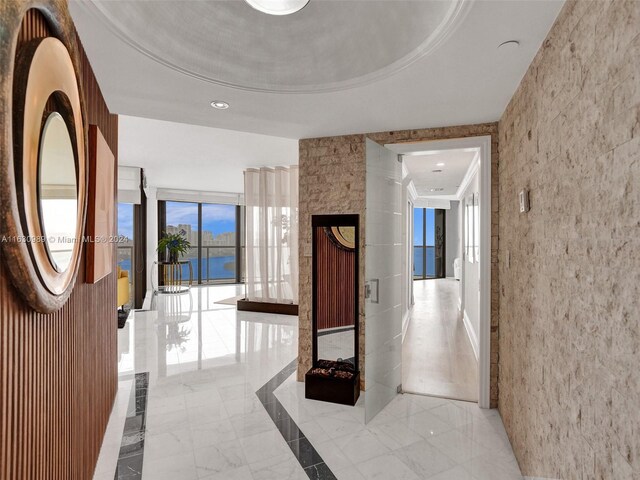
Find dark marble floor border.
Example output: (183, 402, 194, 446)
(256, 360, 338, 480)
(114, 372, 149, 480)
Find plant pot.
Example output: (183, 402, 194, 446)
(168, 252, 179, 263)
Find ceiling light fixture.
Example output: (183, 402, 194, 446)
(498, 40, 520, 52)
(436, 162, 445, 166)
(430, 188, 444, 192)
(244, 0, 310, 15)
(210, 100, 229, 110)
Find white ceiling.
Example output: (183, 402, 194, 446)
(76, 0, 460, 93)
(69, 0, 564, 139)
(117, 115, 298, 193)
(403, 149, 477, 197)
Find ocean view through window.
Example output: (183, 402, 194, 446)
(160, 201, 242, 284)
(413, 207, 435, 279)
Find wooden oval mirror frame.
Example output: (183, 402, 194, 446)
(0, 3, 87, 313)
(327, 226, 356, 251)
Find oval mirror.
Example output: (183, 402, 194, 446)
(38, 112, 78, 272)
(2, 33, 87, 312)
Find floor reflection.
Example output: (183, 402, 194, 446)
(120, 285, 298, 389)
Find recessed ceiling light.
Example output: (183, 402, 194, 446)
(430, 188, 444, 192)
(210, 100, 229, 110)
(498, 40, 520, 52)
(245, 0, 309, 15)
(432, 169, 443, 173)
(436, 162, 445, 166)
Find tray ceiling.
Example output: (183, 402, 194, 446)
(70, 0, 565, 139)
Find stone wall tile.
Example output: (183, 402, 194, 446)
(498, 0, 640, 477)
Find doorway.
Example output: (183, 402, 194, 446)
(386, 136, 492, 408)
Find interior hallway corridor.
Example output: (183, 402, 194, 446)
(403, 279, 478, 402)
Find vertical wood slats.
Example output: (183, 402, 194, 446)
(0, 8, 118, 480)
(315, 229, 355, 330)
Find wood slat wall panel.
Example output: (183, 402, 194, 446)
(0, 8, 118, 480)
(315, 229, 355, 330)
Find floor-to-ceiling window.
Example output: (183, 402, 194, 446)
(201, 203, 237, 282)
(160, 201, 242, 284)
(413, 207, 445, 280)
(164, 200, 199, 282)
(117, 203, 134, 307)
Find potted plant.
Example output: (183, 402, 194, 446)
(157, 230, 191, 263)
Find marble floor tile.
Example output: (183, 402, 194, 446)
(141, 451, 198, 480)
(426, 429, 489, 464)
(287, 437, 324, 468)
(190, 418, 237, 448)
(186, 402, 230, 426)
(427, 465, 475, 480)
(333, 465, 367, 480)
(145, 408, 189, 435)
(333, 429, 391, 465)
(312, 438, 354, 472)
(193, 439, 247, 477)
(239, 429, 292, 465)
(403, 279, 478, 402)
(356, 453, 421, 480)
(249, 452, 308, 480)
(97, 285, 522, 480)
(404, 409, 455, 438)
(304, 461, 337, 480)
(393, 440, 458, 478)
(367, 417, 424, 450)
(199, 465, 254, 480)
(144, 427, 194, 459)
(230, 409, 278, 438)
(428, 402, 473, 428)
(183, 387, 224, 409)
(462, 451, 523, 480)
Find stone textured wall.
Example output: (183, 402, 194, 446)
(298, 135, 367, 384)
(299, 124, 500, 407)
(498, 0, 640, 478)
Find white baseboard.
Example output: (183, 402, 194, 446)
(402, 310, 411, 343)
(462, 310, 479, 361)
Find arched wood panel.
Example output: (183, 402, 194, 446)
(0, 6, 118, 480)
(314, 228, 355, 330)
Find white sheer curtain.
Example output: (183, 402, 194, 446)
(244, 166, 299, 304)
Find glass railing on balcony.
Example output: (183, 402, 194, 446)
(160, 246, 241, 284)
(201, 245, 236, 282)
(413, 245, 435, 279)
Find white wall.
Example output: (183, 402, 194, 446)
(118, 115, 298, 193)
(401, 178, 416, 339)
(461, 173, 479, 359)
(445, 201, 459, 278)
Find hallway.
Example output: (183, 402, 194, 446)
(403, 279, 478, 402)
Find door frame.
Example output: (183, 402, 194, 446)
(385, 135, 492, 408)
